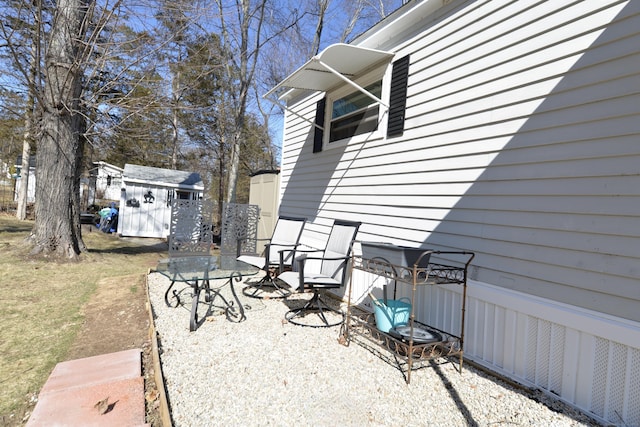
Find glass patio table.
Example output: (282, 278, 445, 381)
(154, 255, 259, 331)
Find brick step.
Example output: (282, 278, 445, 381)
(26, 349, 148, 426)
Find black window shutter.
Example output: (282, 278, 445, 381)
(387, 55, 410, 138)
(313, 97, 326, 153)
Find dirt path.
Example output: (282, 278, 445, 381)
(66, 274, 150, 359)
(65, 273, 162, 426)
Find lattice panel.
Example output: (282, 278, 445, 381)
(537, 319, 552, 389)
(591, 337, 608, 417)
(549, 324, 565, 395)
(589, 338, 640, 426)
(608, 342, 626, 422)
(526, 317, 538, 383)
(628, 348, 640, 426)
(220, 202, 259, 255)
(521, 316, 566, 394)
(168, 199, 215, 256)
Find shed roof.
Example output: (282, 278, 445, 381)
(93, 161, 124, 174)
(123, 164, 204, 190)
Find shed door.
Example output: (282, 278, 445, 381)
(120, 184, 171, 238)
(249, 172, 280, 254)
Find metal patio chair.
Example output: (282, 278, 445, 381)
(168, 199, 215, 257)
(219, 202, 260, 257)
(238, 215, 307, 299)
(277, 219, 361, 327)
(163, 199, 215, 310)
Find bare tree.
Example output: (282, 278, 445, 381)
(311, 0, 330, 55)
(0, 0, 404, 258)
(27, 0, 94, 257)
(0, 0, 43, 219)
(155, 0, 198, 169)
(214, 0, 306, 203)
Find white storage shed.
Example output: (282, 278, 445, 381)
(118, 164, 204, 238)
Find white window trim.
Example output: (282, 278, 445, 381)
(323, 64, 391, 149)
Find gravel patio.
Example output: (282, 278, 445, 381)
(147, 272, 600, 427)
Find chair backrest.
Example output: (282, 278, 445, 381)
(267, 216, 307, 265)
(168, 199, 214, 257)
(220, 202, 260, 255)
(319, 219, 361, 283)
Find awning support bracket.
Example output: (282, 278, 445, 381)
(263, 95, 324, 131)
(315, 59, 389, 108)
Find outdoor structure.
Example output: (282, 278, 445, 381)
(118, 164, 204, 238)
(248, 170, 281, 254)
(13, 155, 36, 203)
(12, 158, 123, 209)
(89, 161, 124, 204)
(268, 1, 640, 425)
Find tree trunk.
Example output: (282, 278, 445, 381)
(17, 0, 41, 221)
(225, 129, 241, 204)
(16, 125, 31, 220)
(171, 69, 180, 169)
(311, 0, 329, 55)
(223, 0, 253, 204)
(29, 0, 91, 259)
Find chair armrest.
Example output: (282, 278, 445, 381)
(296, 254, 307, 285)
(296, 255, 349, 262)
(265, 243, 300, 273)
(289, 246, 325, 266)
(277, 244, 309, 274)
(237, 237, 272, 243)
(292, 254, 351, 290)
(292, 254, 351, 271)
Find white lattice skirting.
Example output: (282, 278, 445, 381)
(346, 273, 640, 426)
(456, 281, 639, 426)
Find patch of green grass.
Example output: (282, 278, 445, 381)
(0, 214, 166, 421)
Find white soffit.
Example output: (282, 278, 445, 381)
(265, 43, 394, 100)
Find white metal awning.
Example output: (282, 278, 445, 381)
(264, 43, 394, 103)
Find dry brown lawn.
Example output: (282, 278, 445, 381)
(0, 214, 166, 426)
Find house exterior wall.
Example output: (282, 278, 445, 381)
(13, 168, 36, 203)
(276, 1, 640, 424)
(93, 162, 123, 202)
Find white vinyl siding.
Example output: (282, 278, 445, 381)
(280, 0, 639, 321)
(119, 183, 171, 238)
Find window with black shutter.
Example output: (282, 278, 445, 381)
(309, 53, 407, 152)
(387, 55, 410, 138)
